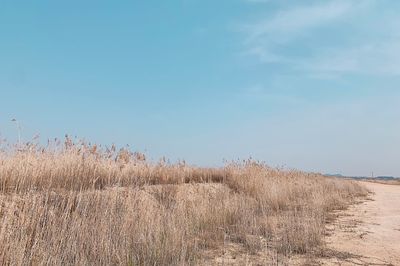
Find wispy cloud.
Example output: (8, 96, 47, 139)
(240, 0, 400, 77)
(245, 1, 352, 40)
(302, 41, 400, 76)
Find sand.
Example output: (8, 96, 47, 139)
(320, 181, 400, 265)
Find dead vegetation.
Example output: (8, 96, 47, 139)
(0, 137, 368, 265)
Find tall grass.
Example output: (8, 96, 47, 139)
(0, 137, 368, 265)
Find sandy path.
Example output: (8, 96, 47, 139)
(320, 181, 400, 265)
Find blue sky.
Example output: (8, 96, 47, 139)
(1, 0, 400, 176)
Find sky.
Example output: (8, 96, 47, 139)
(1, 0, 400, 176)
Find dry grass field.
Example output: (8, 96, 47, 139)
(0, 137, 368, 265)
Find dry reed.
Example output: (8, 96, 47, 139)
(0, 137, 368, 265)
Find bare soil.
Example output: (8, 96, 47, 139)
(319, 181, 400, 266)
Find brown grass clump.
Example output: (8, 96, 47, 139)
(0, 137, 368, 265)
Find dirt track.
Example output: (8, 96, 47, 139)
(320, 181, 400, 265)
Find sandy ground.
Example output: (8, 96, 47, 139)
(320, 181, 400, 266)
